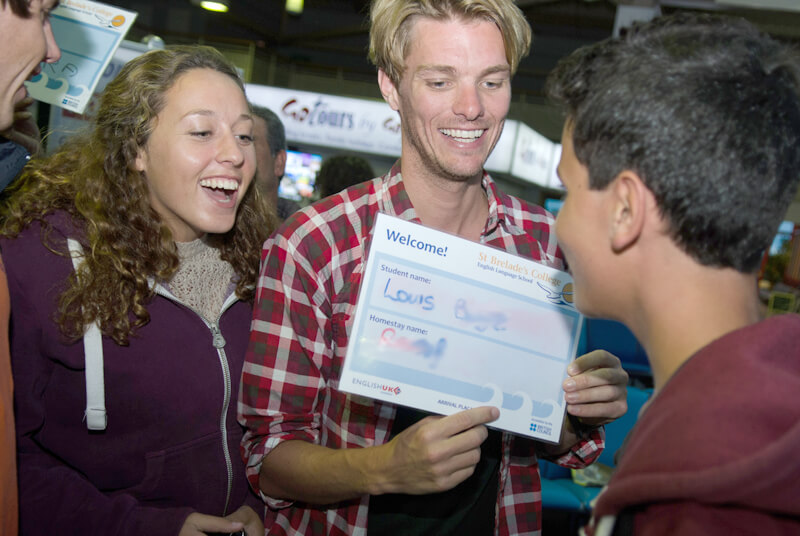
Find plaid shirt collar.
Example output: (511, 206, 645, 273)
(376, 160, 507, 239)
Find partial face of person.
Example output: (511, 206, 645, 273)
(252, 115, 281, 207)
(555, 124, 612, 317)
(381, 16, 511, 183)
(135, 68, 256, 242)
(0, 0, 61, 130)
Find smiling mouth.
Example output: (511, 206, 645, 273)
(200, 178, 239, 203)
(440, 128, 485, 143)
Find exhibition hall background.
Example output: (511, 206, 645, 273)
(41, 0, 800, 294)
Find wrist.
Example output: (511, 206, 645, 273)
(567, 413, 602, 439)
(358, 442, 394, 496)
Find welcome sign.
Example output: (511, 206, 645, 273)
(339, 213, 582, 443)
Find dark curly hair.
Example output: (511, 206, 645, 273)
(546, 13, 800, 273)
(0, 45, 276, 345)
(316, 155, 376, 198)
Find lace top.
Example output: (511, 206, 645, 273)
(169, 238, 235, 321)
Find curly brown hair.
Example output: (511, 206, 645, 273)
(0, 45, 276, 345)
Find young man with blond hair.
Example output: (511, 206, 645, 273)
(240, 1, 628, 533)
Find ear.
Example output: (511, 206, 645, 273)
(609, 171, 649, 253)
(378, 68, 400, 111)
(274, 149, 287, 178)
(133, 146, 147, 173)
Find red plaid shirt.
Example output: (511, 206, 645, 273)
(240, 163, 604, 535)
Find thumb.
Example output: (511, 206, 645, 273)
(184, 512, 244, 535)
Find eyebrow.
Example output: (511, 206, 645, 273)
(181, 110, 253, 124)
(416, 65, 456, 77)
(415, 64, 510, 77)
(482, 65, 511, 76)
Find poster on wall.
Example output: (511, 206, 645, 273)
(26, 0, 137, 115)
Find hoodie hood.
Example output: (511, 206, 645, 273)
(594, 314, 800, 520)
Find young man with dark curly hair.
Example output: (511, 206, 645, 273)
(547, 13, 800, 535)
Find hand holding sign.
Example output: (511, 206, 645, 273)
(373, 406, 499, 495)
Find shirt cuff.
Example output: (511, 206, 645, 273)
(554, 425, 605, 469)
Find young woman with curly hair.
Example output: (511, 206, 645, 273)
(0, 45, 275, 536)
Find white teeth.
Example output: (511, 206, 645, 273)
(440, 129, 484, 141)
(199, 178, 238, 190)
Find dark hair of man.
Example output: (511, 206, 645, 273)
(251, 105, 286, 157)
(2, 0, 32, 16)
(546, 13, 800, 273)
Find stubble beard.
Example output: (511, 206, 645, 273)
(402, 119, 485, 184)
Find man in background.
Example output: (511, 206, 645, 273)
(315, 154, 375, 199)
(251, 104, 300, 221)
(0, 0, 61, 533)
(546, 13, 800, 535)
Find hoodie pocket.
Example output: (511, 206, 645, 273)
(125, 431, 230, 514)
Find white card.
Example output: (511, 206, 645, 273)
(25, 0, 137, 114)
(339, 213, 582, 443)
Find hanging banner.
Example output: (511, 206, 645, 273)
(246, 83, 522, 174)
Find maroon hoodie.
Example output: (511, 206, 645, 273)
(1, 211, 262, 536)
(583, 314, 800, 536)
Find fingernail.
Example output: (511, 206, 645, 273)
(565, 393, 578, 403)
(567, 364, 578, 375)
(563, 379, 576, 390)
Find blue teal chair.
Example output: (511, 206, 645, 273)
(539, 461, 584, 510)
(540, 385, 652, 512)
(583, 318, 651, 377)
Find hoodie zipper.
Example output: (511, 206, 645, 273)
(152, 283, 238, 515)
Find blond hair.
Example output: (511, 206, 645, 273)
(369, 0, 532, 85)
